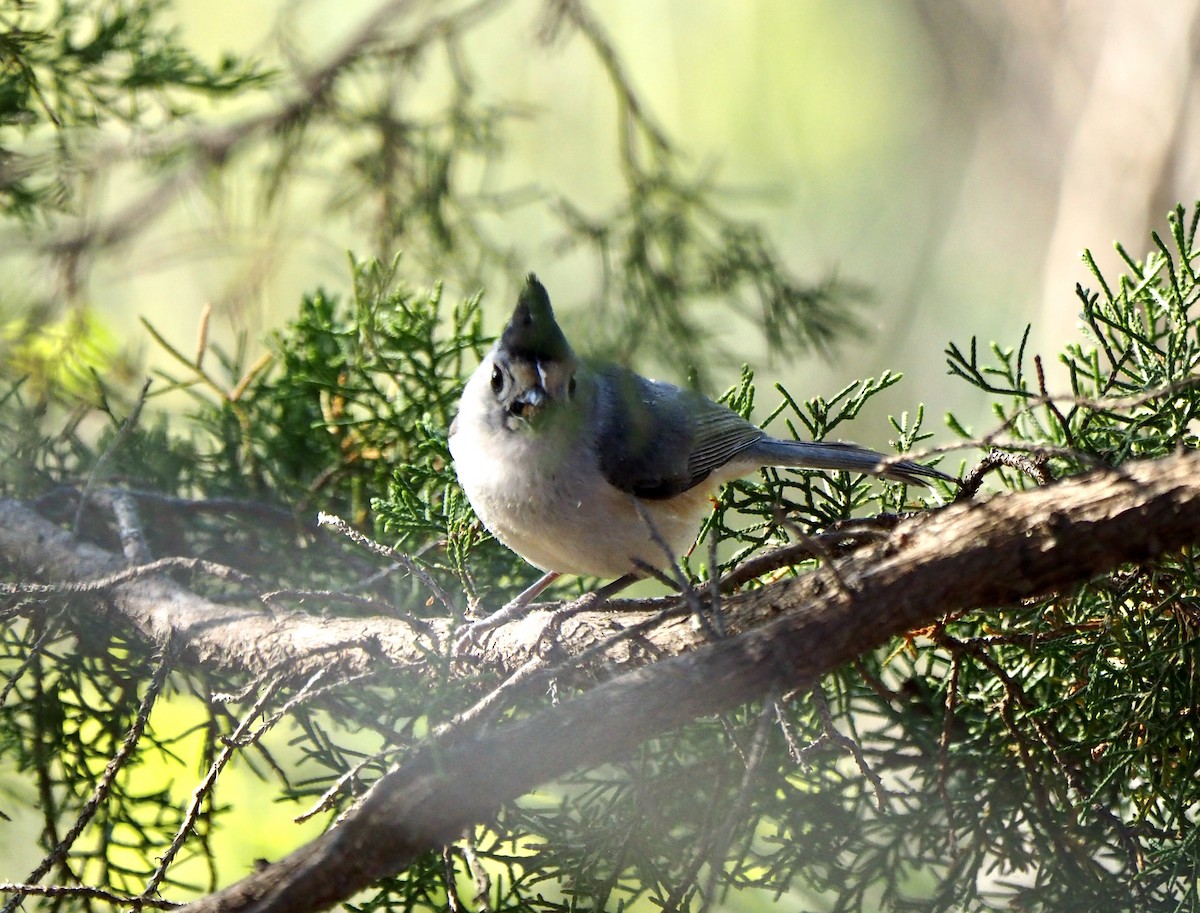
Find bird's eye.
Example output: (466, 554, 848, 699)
(490, 365, 505, 395)
(568, 376, 577, 398)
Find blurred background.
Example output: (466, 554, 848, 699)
(5, 0, 1200, 445)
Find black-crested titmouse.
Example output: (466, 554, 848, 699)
(450, 275, 951, 629)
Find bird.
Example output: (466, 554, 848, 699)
(449, 274, 951, 632)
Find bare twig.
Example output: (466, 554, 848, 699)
(811, 687, 887, 812)
(4, 644, 175, 913)
(441, 847, 464, 913)
(73, 378, 152, 536)
(295, 746, 405, 824)
(957, 448, 1052, 501)
(97, 488, 153, 564)
(0, 620, 56, 708)
(772, 697, 805, 764)
(318, 512, 456, 615)
(141, 678, 284, 899)
(700, 691, 778, 909)
(937, 650, 963, 852)
(773, 506, 853, 595)
(715, 521, 892, 592)
(0, 883, 180, 910)
(1, 555, 261, 597)
(457, 832, 492, 912)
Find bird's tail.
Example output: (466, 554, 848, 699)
(745, 438, 954, 486)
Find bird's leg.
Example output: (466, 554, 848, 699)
(509, 570, 562, 610)
(480, 570, 560, 629)
(581, 573, 638, 608)
(454, 572, 639, 648)
(456, 570, 561, 643)
(532, 572, 634, 632)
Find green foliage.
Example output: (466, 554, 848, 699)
(0, 616, 206, 896)
(925, 202, 1200, 910)
(692, 369, 942, 580)
(558, 169, 866, 385)
(947, 205, 1200, 475)
(0, 307, 139, 406)
(0, 242, 932, 912)
(0, 256, 503, 903)
(2, 0, 861, 411)
(0, 0, 267, 224)
(542, 2, 865, 381)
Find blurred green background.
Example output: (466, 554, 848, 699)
(12, 0, 1194, 444)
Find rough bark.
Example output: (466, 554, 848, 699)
(0, 499, 439, 677)
(0, 501, 797, 677)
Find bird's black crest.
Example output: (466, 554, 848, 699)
(499, 274, 573, 361)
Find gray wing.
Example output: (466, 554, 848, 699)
(594, 365, 764, 500)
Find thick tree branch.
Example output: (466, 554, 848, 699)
(173, 450, 1200, 913)
(0, 499, 437, 677)
(0, 501, 795, 678)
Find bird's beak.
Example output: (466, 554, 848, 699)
(510, 386, 546, 420)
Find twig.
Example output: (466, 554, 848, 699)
(439, 655, 548, 733)
(700, 690, 778, 909)
(539, 0, 673, 159)
(0, 620, 56, 708)
(0, 883, 180, 910)
(295, 746, 405, 824)
(956, 448, 1052, 501)
(772, 506, 853, 595)
(94, 488, 153, 564)
(212, 668, 278, 705)
(3, 643, 175, 913)
(140, 678, 284, 899)
(73, 378, 152, 536)
(227, 667, 338, 747)
(318, 512, 456, 615)
(811, 687, 887, 812)
(441, 846, 464, 913)
(632, 498, 716, 638)
(1, 556, 261, 597)
(937, 651, 963, 852)
(704, 533, 725, 638)
(716, 522, 892, 593)
(772, 697, 805, 764)
(458, 831, 492, 912)
(445, 586, 692, 739)
(1035, 355, 1075, 449)
(852, 657, 903, 704)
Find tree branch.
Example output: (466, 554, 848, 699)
(0, 501, 797, 680)
(170, 450, 1200, 913)
(0, 499, 440, 677)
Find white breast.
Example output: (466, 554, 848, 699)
(450, 398, 712, 578)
